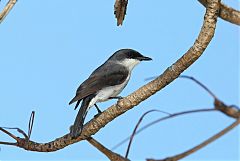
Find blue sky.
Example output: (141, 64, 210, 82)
(0, 0, 239, 160)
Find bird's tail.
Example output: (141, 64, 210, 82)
(70, 94, 95, 138)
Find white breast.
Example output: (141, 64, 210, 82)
(88, 74, 131, 107)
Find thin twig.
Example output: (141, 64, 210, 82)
(0, 0, 17, 24)
(0, 126, 28, 139)
(147, 119, 240, 161)
(0, 141, 17, 146)
(179, 75, 218, 99)
(0, 127, 20, 142)
(146, 75, 218, 100)
(113, 108, 216, 150)
(125, 109, 170, 158)
(28, 111, 35, 140)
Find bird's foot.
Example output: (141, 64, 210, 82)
(69, 125, 82, 139)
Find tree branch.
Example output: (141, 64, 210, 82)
(198, 0, 240, 25)
(112, 108, 216, 151)
(87, 137, 129, 161)
(0, 141, 17, 146)
(125, 110, 170, 158)
(1, 0, 220, 153)
(0, 0, 17, 24)
(147, 119, 240, 161)
(179, 75, 218, 100)
(0, 127, 20, 142)
(114, 0, 128, 26)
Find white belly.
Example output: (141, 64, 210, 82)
(88, 74, 130, 107)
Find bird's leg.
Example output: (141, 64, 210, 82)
(94, 104, 102, 118)
(109, 96, 123, 100)
(94, 104, 102, 113)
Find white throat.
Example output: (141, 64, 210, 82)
(118, 58, 140, 71)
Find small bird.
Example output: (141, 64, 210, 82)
(69, 49, 152, 138)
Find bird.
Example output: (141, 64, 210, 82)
(69, 48, 152, 138)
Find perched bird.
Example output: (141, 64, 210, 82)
(69, 49, 152, 138)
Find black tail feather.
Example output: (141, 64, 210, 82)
(70, 94, 95, 138)
(74, 100, 80, 110)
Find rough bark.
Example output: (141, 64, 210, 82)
(13, 0, 220, 152)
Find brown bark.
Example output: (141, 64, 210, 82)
(1, 0, 238, 161)
(198, 0, 240, 25)
(114, 0, 128, 26)
(10, 0, 220, 152)
(0, 0, 17, 23)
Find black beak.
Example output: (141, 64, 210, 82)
(137, 56, 152, 61)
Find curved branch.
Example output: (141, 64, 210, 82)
(125, 110, 170, 158)
(198, 0, 240, 25)
(147, 119, 240, 161)
(1, 0, 220, 152)
(112, 108, 216, 150)
(179, 75, 218, 100)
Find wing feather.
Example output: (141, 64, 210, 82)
(69, 63, 128, 105)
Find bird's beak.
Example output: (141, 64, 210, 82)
(137, 56, 152, 61)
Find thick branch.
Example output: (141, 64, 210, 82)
(0, 0, 17, 24)
(87, 137, 129, 161)
(2, 0, 220, 153)
(198, 0, 240, 25)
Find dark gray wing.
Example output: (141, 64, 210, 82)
(69, 62, 128, 105)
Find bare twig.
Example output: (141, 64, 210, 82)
(179, 75, 218, 99)
(198, 0, 240, 25)
(146, 75, 219, 99)
(113, 108, 216, 150)
(147, 119, 240, 161)
(0, 126, 28, 139)
(116, 71, 240, 150)
(0, 0, 17, 24)
(0, 127, 20, 142)
(87, 137, 129, 161)
(125, 110, 170, 158)
(0, 141, 17, 146)
(28, 111, 35, 140)
(0, 111, 36, 140)
(114, 0, 128, 26)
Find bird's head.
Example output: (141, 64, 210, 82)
(108, 49, 152, 70)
